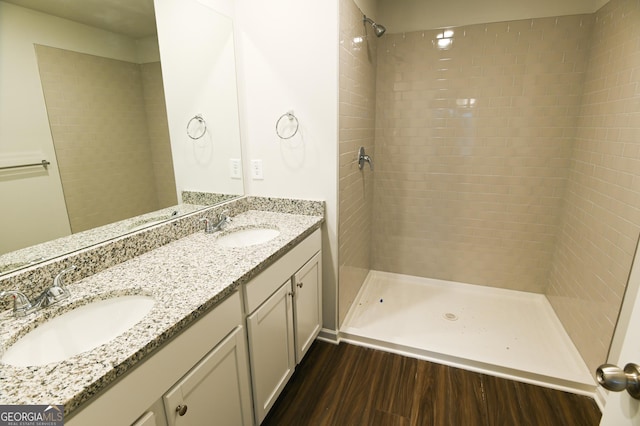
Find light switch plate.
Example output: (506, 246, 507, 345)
(229, 159, 242, 179)
(251, 159, 264, 180)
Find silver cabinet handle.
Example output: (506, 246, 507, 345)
(596, 363, 640, 399)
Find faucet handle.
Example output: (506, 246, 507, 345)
(200, 217, 213, 233)
(0, 290, 34, 317)
(53, 265, 76, 288)
(49, 265, 75, 304)
(217, 210, 231, 230)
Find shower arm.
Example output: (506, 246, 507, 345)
(363, 15, 386, 37)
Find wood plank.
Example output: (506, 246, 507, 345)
(372, 349, 417, 419)
(482, 373, 531, 425)
(411, 361, 488, 426)
(262, 341, 602, 426)
(483, 375, 601, 426)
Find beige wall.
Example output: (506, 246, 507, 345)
(372, 15, 592, 293)
(36, 46, 170, 232)
(338, 0, 377, 326)
(547, 0, 640, 376)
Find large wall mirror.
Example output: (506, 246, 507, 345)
(0, 0, 244, 275)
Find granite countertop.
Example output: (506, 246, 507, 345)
(0, 209, 322, 415)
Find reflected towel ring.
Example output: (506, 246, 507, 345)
(275, 111, 299, 139)
(187, 114, 207, 140)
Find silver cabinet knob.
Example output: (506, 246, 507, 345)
(175, 404, 188, 416)
(297, 282, 304, 288)
(596, 363, 640, 399)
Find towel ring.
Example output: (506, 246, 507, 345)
(275, 111, 299, 139)
(187, 114, 207, 140)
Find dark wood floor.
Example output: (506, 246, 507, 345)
(262, 341, 601, 426)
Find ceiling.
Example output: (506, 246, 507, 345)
(3, 0, 157, 39)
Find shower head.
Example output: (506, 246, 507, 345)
(363, 15, 386, 37)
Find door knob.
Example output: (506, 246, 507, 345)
(596, 363, 640, 399)
(175, 404, 188, 416)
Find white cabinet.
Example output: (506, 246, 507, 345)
(247, 282, 296, 423)
(66, 292, 251, 426)
(132, 411, 162, 426)
(163, 326, 253, 426)
(244, 229, 322, 424)
(132, 400, 167, 426)
(293, 252, 322, 363)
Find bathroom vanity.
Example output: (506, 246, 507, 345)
(0, 197, 323, 426)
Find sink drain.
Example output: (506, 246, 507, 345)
(443, 313, 458, 321)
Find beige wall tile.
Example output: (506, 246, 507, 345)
(338, 0, 377, 327)
(372, 15, 592, 294)
(140, 62, 177, 209)
(547, 0, 640, 376)
(35, 46, 173, 232)
(362, 2, 640, 376)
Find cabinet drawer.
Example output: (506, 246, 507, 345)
(244, 228, 320, 314)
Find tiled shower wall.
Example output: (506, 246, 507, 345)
(547, 0, 640, 375)
(372, 16, 593, 293)
(338, 0, 377, 326)
(36, 46, 175, 233)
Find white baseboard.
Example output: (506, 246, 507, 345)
(317, 328, 339, 344)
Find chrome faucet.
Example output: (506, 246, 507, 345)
(0, 290, 36, 317)
(0, 265, 76, 317)
(200, 211, 231, 234)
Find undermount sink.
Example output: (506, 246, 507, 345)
(215, 227, 280, 248)
(1, 295, 155, 367)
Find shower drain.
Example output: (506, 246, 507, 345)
(443, 313, 458, 321)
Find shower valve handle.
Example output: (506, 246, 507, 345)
(358, 146, 374, 171)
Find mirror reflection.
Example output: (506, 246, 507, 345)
(0, 0, 243, 275)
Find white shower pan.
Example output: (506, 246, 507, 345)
(341, 271, 596, 397)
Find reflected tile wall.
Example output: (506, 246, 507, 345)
(140, 62, 177, 209)
(547, 0, 640, 375)
(36, 46, 168, 232)
(338, 0, 377, 326)
(372, 15, 593, 293)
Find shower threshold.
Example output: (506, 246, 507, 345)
(341, 271, 596, 397)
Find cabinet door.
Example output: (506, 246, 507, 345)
(163, 326, 252, 426)
(247, 281, 295, 424)
(131, 411, 159, 426)
(293, 251, 322, 363)
(132, 399, 167, 426)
